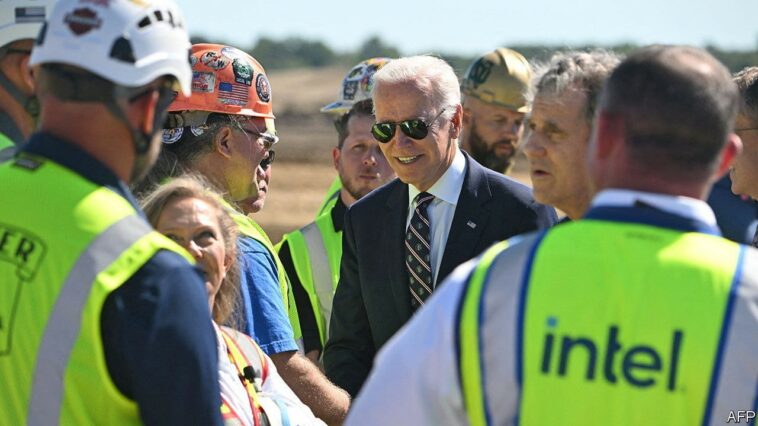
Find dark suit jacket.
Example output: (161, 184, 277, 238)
(323, 153, 557, 397)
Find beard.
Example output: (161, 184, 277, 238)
(466, 121, 517, 174)
(342, 177, 373, 202)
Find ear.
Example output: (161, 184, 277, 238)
(332, 146, 341, 171)
(592, 111, 623, 161)
(714, 132, 742, 180)
(450, 104, 463, 139)
(214, 126, 234, 159)
(18, 54, 35, 92)
(129, 89, 158, 134)
(223, 252, 233, 273)
(461, 104, 472, 127)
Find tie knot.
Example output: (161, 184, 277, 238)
(414, 192, 435, 207)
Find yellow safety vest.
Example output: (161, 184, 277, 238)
(315, 176, 341, 218)
(277, 209, 342, 348)
(0, 153, 194, 425)
(458, 218, 758, 425)
(223, 203, 303, 345)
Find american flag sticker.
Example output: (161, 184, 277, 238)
(218, 82, 248, 106)
(16, 7, 46, 23)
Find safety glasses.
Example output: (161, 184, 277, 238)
(234, 126, 279, 151)
(371, 108, 447, 143)
(260, 150, 275, 170)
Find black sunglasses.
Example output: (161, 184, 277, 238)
(371, 108, 447, 143)
(260, 149, 275, 170)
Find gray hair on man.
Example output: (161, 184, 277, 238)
(372, 55, 461, 120)
(527, 50, 622, 124)
(733, 66, 758, 126)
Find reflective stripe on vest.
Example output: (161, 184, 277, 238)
(458, 221, 758, 425)
(0, 154, 194, 425)
(28, 214, 151, 425)
(279, 210, 342, 346)
(224, 204, 302, 344)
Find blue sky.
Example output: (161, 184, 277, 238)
(181, 0, 758, 55)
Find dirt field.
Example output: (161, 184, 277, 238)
(257, 66, 534, 243)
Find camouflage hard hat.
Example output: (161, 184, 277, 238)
(462, 48, 532, 113)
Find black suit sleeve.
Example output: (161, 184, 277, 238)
(101, 250, 222, 426)
(323, 207, 375, 398)
(278, 239, 323, 354)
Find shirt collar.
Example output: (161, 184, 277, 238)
(408, 147, 466, 207)
(590, 189, 717, 227)
(21, 132, 142, 213)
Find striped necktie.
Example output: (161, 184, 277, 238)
(406, 192, 435, 310)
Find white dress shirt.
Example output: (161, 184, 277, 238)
(407, 148, 466, 285)
(346, 188, 719, 425)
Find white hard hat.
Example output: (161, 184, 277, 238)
(321, 57, 391, 115)
(30, 0, 192, 95)
(0, 0, 52, 48)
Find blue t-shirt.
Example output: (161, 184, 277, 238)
(237, 235, 298, 355)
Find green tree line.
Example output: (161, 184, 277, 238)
(190, 35, 758, 73)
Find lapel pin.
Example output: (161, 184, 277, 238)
(467, 220, 477, 229)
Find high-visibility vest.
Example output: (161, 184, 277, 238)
(315, 177, 341, 218)
(224, 203, 303, 345)
(0, 132, 15, 162)
(277, 209, 342, 348)
(218, 326, 270, 426)
(0, 153, 194, 425)
(458, 218, 758, 425)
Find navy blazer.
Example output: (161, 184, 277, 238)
(323, 152, 557, 397)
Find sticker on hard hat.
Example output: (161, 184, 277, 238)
(256, 74, 271, 103)
(191, 125, 208, 137)
(15, 6, 46, 24)
(343, 81, 358, 101)
(218, 82, 249, 106)
(232, 59, 253, 86)
(64, 8, 102, 35)
(162, 127, 184, 144)
(200, 51, 229, 71)
(221, 47, 246, 61)
(79, 0, 111, 7)
(467, 58, 494, 89)
(192, 71, 216, 93)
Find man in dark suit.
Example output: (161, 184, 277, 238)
(323, 55, 557, 397)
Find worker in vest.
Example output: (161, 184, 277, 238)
(459, 48, 532, 175)
(278, 99, 395, 363)
(0, 0, 54, 161)
(0, 0, 223, 424)
(347, 45, 758, 425)
(315, 57, 392, 217)
(139, 43, 350, 425)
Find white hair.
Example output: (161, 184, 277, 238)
(372, 55, 460, 119)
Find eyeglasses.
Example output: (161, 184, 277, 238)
(736, 127, 758, 132)
(234, 127, 279, 150)
(371, 108, 447, 143)
(260, 149, 275, 170)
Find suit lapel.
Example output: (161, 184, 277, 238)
(384, 181, 413, 319)
(438, 154, 492, 284)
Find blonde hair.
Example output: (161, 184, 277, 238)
(140, 173, 241, 326)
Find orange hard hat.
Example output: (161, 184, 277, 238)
(167, 43, 274, 129)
